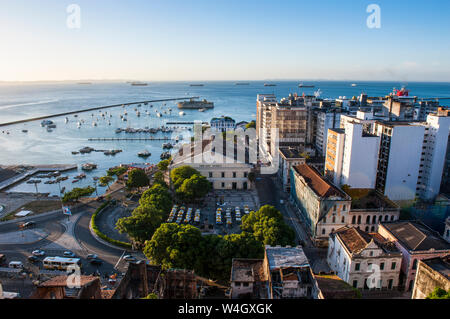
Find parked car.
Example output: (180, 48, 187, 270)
(90, 258, 103, 266)
(87, 254, 98, 260)
(21, 221, 35, 228)
(63, 251, 76, 258)
(28, 256, 40, 263)
(123, 255, 136, 262)
(32, 250, 45, 256)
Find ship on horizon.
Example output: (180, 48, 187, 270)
(190, 84, 204, 87)
(264, 83, 276, 87)
(131, 82, 148, 86)
(298, 83, 315, 88)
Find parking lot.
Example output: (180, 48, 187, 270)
(168, 190, 260, 236)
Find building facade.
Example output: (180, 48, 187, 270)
(327, 226, 403, 290)
(411, 255, 450, 299)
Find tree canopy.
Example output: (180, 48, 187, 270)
(107, 166, 128, 177)
(170, 165, 199, 189)
(241, 205, 296, 246)
(157, 159, 171, 172)
(140, 184, 173, 214)
(426, 287, 450, 299)
(99, 176, 114, 189)
(245, 121, 256, 129)
(176, 174, 212, 203)
(62, 186, 95, 203)
(127, 169, 150, 189)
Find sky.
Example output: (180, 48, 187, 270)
(0, 0, 449, 82)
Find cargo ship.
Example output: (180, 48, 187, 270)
(190, 84, 204, 87)
(131, 82, 148, 86)
(177, 98, 214, 109)
(264, 83, 276, 87)
(298, 83, 315, 88)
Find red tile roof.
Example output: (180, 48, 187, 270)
(293, 164, 347, 198)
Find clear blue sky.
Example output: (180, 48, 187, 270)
(0, 0, 449, 81)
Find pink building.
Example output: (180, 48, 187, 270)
(378, 221, 450, 292)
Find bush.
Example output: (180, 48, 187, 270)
(62, 186, 96, 203)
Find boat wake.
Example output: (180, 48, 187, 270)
(0, 99, 59, 110)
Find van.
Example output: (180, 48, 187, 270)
(8, 261, 24, 269)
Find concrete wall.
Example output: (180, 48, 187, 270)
(412, 259, 450, 299)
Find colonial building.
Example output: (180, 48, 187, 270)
(210, 116, 236, 132)
(171, 138, 254, 190)
(278, 147, 306, 192)
(378, 220, 450, 291)
(411, 255, 450, 299)
(290, 164, 352, 244)
(327, 226, 402, 290)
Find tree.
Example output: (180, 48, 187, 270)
(241, 205, 295, 246)
(127, 169, 149, 189)
(62, 186, 95, 203)
(99, 176, 114, 190)
(153, 171, 167, 188)
(157, 159, 171, 172)
(170, 165, 199, 189)
(116, 204, 165, 244)
(247, 171, 256, 183)
(426, 287, 450, 299)
(144, 223, 204, 271)
(107, 166, 128, 177)
(140, 184, 172, 214)
(176, 174, 212, 203)
(245, 121, 256, 130)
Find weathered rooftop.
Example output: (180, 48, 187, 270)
(265, 245, 309, 271)
(38, 275, 98, 288)
(231, 259, 265, 283)
(344, 188, 398, 210)
(381, 221, 450, 252)
(421, 255, 450, 280)
(314, 274, 359, 299)
(293, 164, 348, 199)
(279, 147, 304, 159)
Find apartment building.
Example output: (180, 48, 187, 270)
(327, 226, 403, 290)
(314, 108, 342, 157)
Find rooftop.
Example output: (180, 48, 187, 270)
(328, 128, 345, 134)
(421, 255, 450, 280)
(231, 259, 265, 283)
(265, 245, 309, 271)
(343, 188, 398, 210)
(332, 226, 400, 255)
(381, 221, 450, 252)
(293, 164, 349, 199)
(38, 275, 98, 288)
(279, 147, 304, 159)
(313, 274, 360, 299)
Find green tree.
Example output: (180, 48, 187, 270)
(99, 176, 114, 190)
(157, 159, 171, 172)
(241, 205, 295, 246)
(140, 184, 173, 214)
(170, 165, 199, 189)
(127, 169, 150, 189)
(153, 171, 167, 188)
(247, 171, 256, 183)
(107, 166, 128, 177)
(116, 204, 165, 244)
(176, 174, 212, 203)
(62, 186, 96, 203)
(144, 223, 204, 271)
(245, 121, 256, 129)
(426, 287, 450, 299)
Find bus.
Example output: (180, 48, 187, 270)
(43, 257, 82, 271)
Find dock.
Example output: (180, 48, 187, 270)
(166, 122, 209, 125)
(0, 97, 199, 127)
(0, 165, 78, 191)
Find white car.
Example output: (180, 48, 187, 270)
(63, 251, 76, 258)
(32, 250, 45, 256)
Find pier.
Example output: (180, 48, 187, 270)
(166, 121, 209, 125)
(0, 165, 78, 191)
(0, 97, 199, 127)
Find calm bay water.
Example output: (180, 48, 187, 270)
(0, 80, 449, 195)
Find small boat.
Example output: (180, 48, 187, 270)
(82, 163, 97, 171)
(198, 108, 205, 112)
(138, 150, 151, 158)
(72, 179, 80, 183)
(179, 111, 185, 116)
(22, 130, 28, 133)
(351, 83, 357, 87)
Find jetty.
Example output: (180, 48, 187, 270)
(166, 122, 209, 125)
(0, 97, 199, 127)
(0, 164, 78, 191)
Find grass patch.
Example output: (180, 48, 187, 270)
(0, 200, 62, 221)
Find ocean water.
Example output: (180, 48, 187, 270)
(0, 80, 449, 196)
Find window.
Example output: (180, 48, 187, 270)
(412, 259, 418, 270)
(333, 205, 337, 212)
(332, 216, 336, 223)
(357, 216, 361, 225)
(209, 172, 213, 178)
(391, 262, 396, 270)
(322, 229, 326, 235)
(353, 280, 358, 288)
(342, 216, 345, 223)
(355, 263, 360, 271)
(385, 215, 389, 221)
(366, 216, 371, 224)
(233, 172, 237, 178)
(244, 172, 248, 178)
(380, 262, 385, 270)
(391, 215, 395, 221)
(221, 182, 225, 188)
(221, 172, 225, 178)
(343, 205, 346, 211)
(243, 282, 249, 287)
(365, 226, 369, 232)
(352, 216, 356, 224)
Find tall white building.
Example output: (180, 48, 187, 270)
(314, 109, 342, 157)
